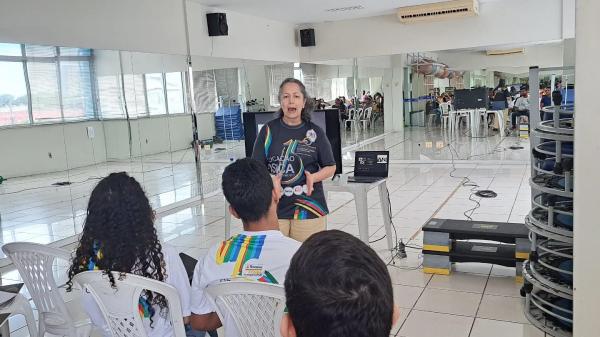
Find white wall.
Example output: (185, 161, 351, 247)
(186, 2, 298, 62)
(0, 121, 106, 178)
(196, 113, 216, 140)
(300, 0, 564, 62)
(104, 115, 193, 160)
(436, 43, 565, 72)
(316, 65, 354, 79)
(0, 0, 188, 55)
(574, 0, 600, 335)
(243, 65, 270, 106)
(563, 38, 576, 67)
(0, 0, 299, 63)
(383, 55, 405, 132)
(0, 115, 193, 177)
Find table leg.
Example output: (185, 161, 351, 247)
(378, 182, 394, 250)
(354, 186, 370, 244)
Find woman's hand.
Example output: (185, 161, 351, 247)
(305, 171, 315, 196)
(272, 174, 283, 200)
(304, 166, 336, 196)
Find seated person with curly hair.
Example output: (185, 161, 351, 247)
(67, 172, 193, 337)
(281, 230, 400, 337)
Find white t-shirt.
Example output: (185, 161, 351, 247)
(191, 230, 301, 337)
(514, 96, 530, 111)
(82, 244, 191, 337)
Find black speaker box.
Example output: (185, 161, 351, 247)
(300, 29, 315, 47)
(207, 13, 228, 36)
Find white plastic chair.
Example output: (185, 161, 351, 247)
(2, 242, 92, 337)
(360, 107, 373, 129)
(0, 293, 38, 337)
(206, 281, 286, 337)
(440, 103, 451, 129)
(345, 108, 357, 130)
(72, 271, 186, 337)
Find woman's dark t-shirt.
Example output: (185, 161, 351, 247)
(252, 118, 336, 220)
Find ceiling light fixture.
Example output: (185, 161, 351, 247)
(326, 5, 364, 12)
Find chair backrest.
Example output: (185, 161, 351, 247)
(2, 242, 76, 332)
(206, 281, 286, 337)
(73, 271, 186, 337)
(347, 108, 355, 120)
(363, 107, 372, 119)
(355, 108, 363, 120)
(440, 103, 450, 116)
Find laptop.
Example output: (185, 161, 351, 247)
(347, 151, 390, 183)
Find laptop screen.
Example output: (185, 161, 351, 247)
(354, 151, 389, 177)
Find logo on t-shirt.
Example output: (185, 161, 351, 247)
(293, 185, 303, 195)
(284, 187, 294, 197)
(242, 263, 264, 277)
(306, 129, 317, 144)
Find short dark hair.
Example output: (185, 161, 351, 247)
(222, 158, 273, 223)
(284, 230, 394, 337)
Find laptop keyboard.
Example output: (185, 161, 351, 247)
(348, 176, 383, 183)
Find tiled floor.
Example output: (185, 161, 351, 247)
(1, 125, 547, 336)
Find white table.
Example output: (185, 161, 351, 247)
(324, 178, 394, 250)
(223, 178, 395, 251)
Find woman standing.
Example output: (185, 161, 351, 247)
(252, 78, 336, 242)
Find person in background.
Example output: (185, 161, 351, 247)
(540, 87, 553, 120)
(552, 82, 563, 107)
(540, 87, 552, 109)
(333, 97, 348, 124)
(511, 88, 530, 130)
(280, 230, 400, 337)
(252, 78, 336, 242)
(66, 172, 196, 337)
(190, 158, 301, 337)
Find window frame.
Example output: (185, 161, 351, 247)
(0, 44, 96, 128)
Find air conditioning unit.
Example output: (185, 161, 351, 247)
(397, 0, 479, 24)
(486, 48, 525, 56)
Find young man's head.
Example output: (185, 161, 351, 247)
(221, 158, 279, 229)
(281, 230, 398, 337)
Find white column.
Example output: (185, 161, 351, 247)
(383, 55, 405, 132)
(574, 0, 600, 336)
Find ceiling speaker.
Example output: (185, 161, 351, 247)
(207, 13, 228, 36)
(300, 29, 315, 47)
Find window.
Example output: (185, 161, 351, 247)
(193, 70, 217, 113)
(59, 47, 92, 57)
(267, 63, 293, 106)
(0, 43, 95, 126)
(165, 72, 185, 114)
(123, 74, 147, 118)
(27, 61, 61, 123)
(145, 73, 166, 116)
(0, 43, 22, 56)
(300, 64, 317, 98)
(60, 61, 94, 121)
(97, 75, 125, 119)
(25, 45, 56, 57)
(0, 61, 29, 126)
(214, 68, 239, 106)
(331, 78, 348, 100)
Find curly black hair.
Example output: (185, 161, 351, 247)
(67, 172, 168, 323)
